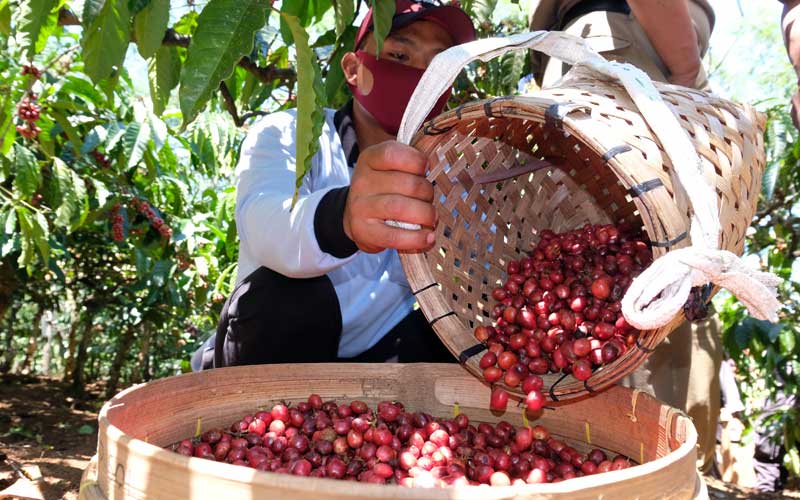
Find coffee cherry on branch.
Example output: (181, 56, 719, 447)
(16, 123, 41, 139)
(16, 97, 40, 123)
(91, 150, 112, 169)
(109, 204, 126, 242)
(21, 65, 42, 79)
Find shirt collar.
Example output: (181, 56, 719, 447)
(333, 100, 360, 168)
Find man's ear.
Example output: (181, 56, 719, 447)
(341, 52, 359, 86)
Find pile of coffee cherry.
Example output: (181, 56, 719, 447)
(169, 396, 633, 486)
(476, 223, 652, 410)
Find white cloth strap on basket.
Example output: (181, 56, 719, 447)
(390, 30, 781, 328)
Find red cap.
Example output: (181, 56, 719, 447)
(354, 0, 476, 51)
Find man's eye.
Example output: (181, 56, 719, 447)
(388, 52, 408, 61)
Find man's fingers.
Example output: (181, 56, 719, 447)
(360, 194, 436, 228)
(360, 171, 434, 202)
(357, 221, 435, 252)
(359, 141, 429, 176)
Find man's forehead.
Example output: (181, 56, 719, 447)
(387, 19, 454, 49)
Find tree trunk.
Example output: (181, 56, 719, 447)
(40, 310, 54, 376)
(133, 323, 152, 384)
(0, 301, 21, 374)
(106, 326, 136, 398)
(0, 258, 18, 370)
(63, 290, 79, 382)
(19, 309, 43, 374)
(70, 317, 93, 395)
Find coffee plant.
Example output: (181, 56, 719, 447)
(0, 0, 795, 480)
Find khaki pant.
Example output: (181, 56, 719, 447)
(541, 7, 721, 472)
(541, 5, 712, 90)
(622, 316, 723, 472)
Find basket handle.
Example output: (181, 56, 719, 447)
(394, 31, 782, 328)
(397, 31, 601, 144)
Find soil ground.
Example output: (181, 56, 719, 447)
(1, 373, 798, 499)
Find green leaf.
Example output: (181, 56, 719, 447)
(779, 327, 797, 356)
(81, 0, 131, 84)
(333, 0, 353, 38)
(77, 424, 95, 435)
(149, 44, 181, 115)
(12, 144, 41, 198)
(123, 121, 151, 168)
(279, 0, 309, 45)
(369, 0, 395, 56)
(60, 75, 108, 108)
(50, 110, 83, 156)
(13, 0, 58, 57)
(179, 0, 270, 127)
(128, 0, 149, 14)
(325, 26, 357, 107)
(151, 259, 173, 287)
(52, 158, 87, 230)
(761, 158, 780, 201)
(0, 99, 16, 157)
(32, 211, 50, 265)
(282, 13, 326, 205)
(787, 447, 800, 478)
(0, 0, 10, 36)
(4, 208, 16, 234)
(133, 0, 169, 59)
(15, 207, 48, 267)
(82, 0, 105, 28)
(311, 0, 332, 22)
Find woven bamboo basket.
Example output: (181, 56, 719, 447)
(398, 33, 766, 401)
(79, 363, 704, 499)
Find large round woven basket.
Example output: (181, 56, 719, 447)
(79, 364, 704, 499)
(400, 38, 766, 401)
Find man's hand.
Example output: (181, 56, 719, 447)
(343, 141, 436, 254)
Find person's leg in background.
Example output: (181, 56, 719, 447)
(540, 7, 722, 472)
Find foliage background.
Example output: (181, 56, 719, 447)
(0, 0, 797, 477)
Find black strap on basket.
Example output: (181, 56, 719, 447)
(545, 102, 592, 129)
(458, 343, 487, 364)
(602, 144, 632, 162)
(428, 310, 456, 327)
(411, 282, 439, 295)
(628, 178, 664, 197)
(548, 372, 570, 402)
(649, 231, 688, 248)
(424, 122, 455, 136)
(635, 337, 656, 353)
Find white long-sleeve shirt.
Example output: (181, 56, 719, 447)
(234, 107, 416, 357)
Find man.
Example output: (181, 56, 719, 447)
(191, 0, 476, 370)
(782, 0, 800, 128)
(527, 0, 721, 473)
(529, 0, 714, 89)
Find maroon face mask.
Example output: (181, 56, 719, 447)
(347, 51, 450, 136)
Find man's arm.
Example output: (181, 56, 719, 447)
(235, 111, 359, 279)
(782, 0, 800, 128)
(627, 0, 701, 87)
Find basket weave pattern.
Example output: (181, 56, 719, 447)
(401, 78, 765, 400)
